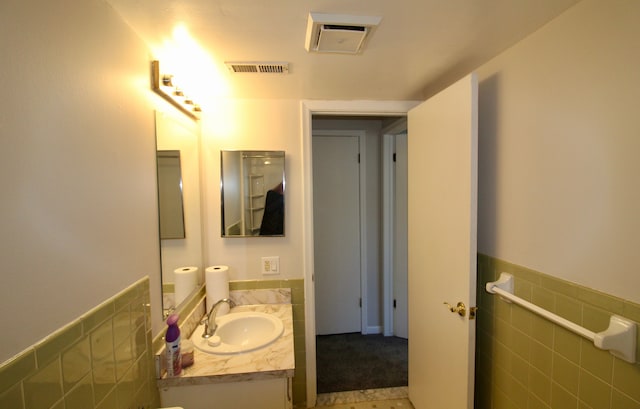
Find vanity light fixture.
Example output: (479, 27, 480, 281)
(151, 60, 201, 120)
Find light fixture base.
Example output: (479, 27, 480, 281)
(151, 60, 201, 120)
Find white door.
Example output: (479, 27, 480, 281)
(313, 135, 362, 334)
(408, 73, 478, 409)
(393, 133, 409, 339)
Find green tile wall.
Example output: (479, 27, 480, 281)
(0, 277, 160, 409)
(229, 279, 306, 408)
(476, 254, 640, 409)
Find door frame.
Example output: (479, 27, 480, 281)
(312, 130, 367, 335)
(301, 100, 419, 407)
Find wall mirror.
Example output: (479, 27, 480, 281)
(155, 111, 204, 317)
(221, 150, 285, 237)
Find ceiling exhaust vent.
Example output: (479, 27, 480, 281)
(305, 12, 382, 54)
(225, 62, 290, 74)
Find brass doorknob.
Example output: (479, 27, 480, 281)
(443, 301, 466, 317)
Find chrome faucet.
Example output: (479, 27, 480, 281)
(201, 298, 236, 338)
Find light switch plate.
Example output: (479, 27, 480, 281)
(261, 256, 280, 275)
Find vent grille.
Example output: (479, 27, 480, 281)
(323, 24, 366, 32)
(225, 62, 289, 74)
(305, 12, 382, 54)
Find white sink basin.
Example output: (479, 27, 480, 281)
(191, 311, 284, 354)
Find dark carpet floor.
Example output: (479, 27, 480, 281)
(316, 333, 408, 393)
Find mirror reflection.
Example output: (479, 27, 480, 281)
(157, 150, 185, 239)
(221, 150, 285, 237)
(155, 111, 204, 317)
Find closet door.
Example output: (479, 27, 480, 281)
(313, 134, 361, 335)
(393, 133, 408, 339)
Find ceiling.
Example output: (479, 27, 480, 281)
(107, 0, 581, 101)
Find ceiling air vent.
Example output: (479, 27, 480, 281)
(305, 12, 382, 54)
(225, 62, 290, 74)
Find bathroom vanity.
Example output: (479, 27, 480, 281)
(157, 303, 295, 409)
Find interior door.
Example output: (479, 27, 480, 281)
(407, 73, 478, 409)
(313, 134, 362, 334)
(393, 133, 409, 339)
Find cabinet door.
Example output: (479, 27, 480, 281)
(160, 378, 290, 409)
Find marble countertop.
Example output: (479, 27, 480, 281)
(157, 303, 295, 388)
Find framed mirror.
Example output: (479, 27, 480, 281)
(155, 111, 204, 317)
(221, 150, 285, 237)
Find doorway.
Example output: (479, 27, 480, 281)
(311, 115, 408, 395)
(300, 100, 417, 406)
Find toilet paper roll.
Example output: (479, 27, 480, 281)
(205, 265, 230, 316)
(174, 266, 198, 307)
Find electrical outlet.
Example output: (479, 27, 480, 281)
(261, 256, 280, 275)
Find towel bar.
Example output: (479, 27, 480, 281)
(486, 273, 636, 364)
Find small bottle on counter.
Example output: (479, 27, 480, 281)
(181, 339, 195, 368)
(165, 314, 182, 377)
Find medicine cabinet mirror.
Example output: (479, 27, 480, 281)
(221, 150, 285, 237)
(155, 111, 204, 317)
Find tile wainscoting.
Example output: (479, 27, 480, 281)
(476, 254, 640, 409)
(0, 277, 159, 409)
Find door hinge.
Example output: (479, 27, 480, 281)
(359, 298, 362, 308)
(393, 299, 397, 308)
(357, 153, 361, 163)
(393, 153, 396, 162)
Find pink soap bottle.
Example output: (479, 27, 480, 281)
(165, 314, 182, 376)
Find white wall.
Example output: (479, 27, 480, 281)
(200, 100, 304, 280)
(477, 0, 640, 303)
(0, 0, 161, 362)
